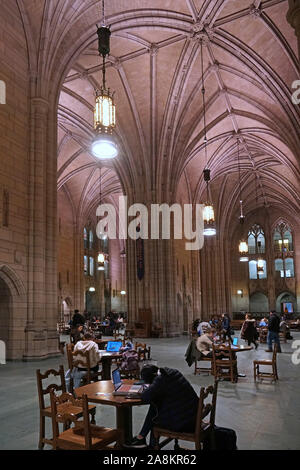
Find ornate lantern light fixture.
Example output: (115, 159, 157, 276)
(200, 39, 216, 237)
(91, 0, 118, 159)
(237, 138, 248, 261)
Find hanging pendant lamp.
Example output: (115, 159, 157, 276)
(92, 0, 118, 159)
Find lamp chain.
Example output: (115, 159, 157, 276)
(201, 39, 208, 168)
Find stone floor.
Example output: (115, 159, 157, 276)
(0, 333, 299, 450)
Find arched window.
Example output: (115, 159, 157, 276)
(83, 228, 88, 249)
(89, 230, 94, 250)
(89, 257, 94, 276)
(285, 258, 294, 278)
(275, 259, 284, 278)
(273, 222, 293, 253)
(249, 259, 267, 280)
(248, 224, 265, 254)
(84, 255, 88, 275)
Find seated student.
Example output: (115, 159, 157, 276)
(259, 317, 268, 327)
(280, 317, 293, 340)
(71, 309, 85, 326)
(196, 328, 215, 358)
(124, 365, 199, 449)
(73, 332, 101, 376)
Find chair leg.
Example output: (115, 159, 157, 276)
(174, 439, 180, 450)
(38, 415, 45, 450)
(91, 409, 96, 425)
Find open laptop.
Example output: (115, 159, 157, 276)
(232, 337, 239, 347)
(112, 369, 144, 396)
(106, 341, 122, 353)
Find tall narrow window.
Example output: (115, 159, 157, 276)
(3, 190, 9, 227)
(247, 224, 265, 254)
(84, 255, 88, 275)
(83, 228, 88, 249)
(89, 257, 94, 277)
(89, 230, 94, 250)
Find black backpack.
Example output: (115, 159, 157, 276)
(203, 425, 237, 450)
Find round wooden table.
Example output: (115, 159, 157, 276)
(75, 380, 144, 446)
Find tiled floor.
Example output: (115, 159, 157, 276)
(0, 333, 299, 450)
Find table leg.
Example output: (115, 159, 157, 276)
(116, 406, 133, 446)
(101, 359, 112, 380)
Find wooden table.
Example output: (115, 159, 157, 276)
(217, 344, 253, 379)
(75, 380, 143, 446)
(98, 351, 122, 380)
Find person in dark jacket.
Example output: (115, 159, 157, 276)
(266, 310, 281, 352)
(71, 310, 85, 326)
(124, 365, 199, 449)
(221, 313, 233, 343)
(241, 313, 258, 348)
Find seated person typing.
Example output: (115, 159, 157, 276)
(124, 365, 199, 449)
(73, 332, 101, 376)
(196, 328, 215, 358)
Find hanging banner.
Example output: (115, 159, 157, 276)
(136, 236, 145, 281)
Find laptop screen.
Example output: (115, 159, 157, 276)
(112, 368, 122, 389)
(232, 337, 238, 346)
(106, 341, 122, 352)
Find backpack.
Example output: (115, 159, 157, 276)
(119, 349, 139, 371)
(203, 425, 237, 450)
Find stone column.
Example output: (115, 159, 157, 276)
(24, 97, 59, 360)
(287, 0, 300, 60)
(125, 196, 179, 337)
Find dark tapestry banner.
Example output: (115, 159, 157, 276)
(136, 236, 144, 280)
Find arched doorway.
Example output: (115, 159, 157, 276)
(62, 297, 72, 324)
(249, 292, 269, 313)
(0, 278, 12, 357)
(276, 292, 296, 314)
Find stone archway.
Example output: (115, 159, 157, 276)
(276, 291, 296, 314)
(249, 292, 269, 313)
(0, 265, 26, 360)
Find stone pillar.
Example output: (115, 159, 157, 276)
(24, 97, 59, 360)
(126, 198, 179, 337)
(287, 0, 300, 60)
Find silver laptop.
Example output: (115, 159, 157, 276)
(112, 369, 144, 396)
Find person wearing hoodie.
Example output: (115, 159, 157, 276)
(241, 313, 258, 349)
(124, 365, 199, 449)
(73, 332, 101, 374)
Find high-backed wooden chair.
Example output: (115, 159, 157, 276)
(50, 391, 120, 450)
(212, 344, 237, 383)
(259, 327, 268, 343)
(254, 343, 279, 382)
(36, 365, 96, 449)
(68, 350, 102, 392)
(135, 342, 151, 361)
(153, 381, 218, 450)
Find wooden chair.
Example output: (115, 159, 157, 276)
(36, 365, 96, 449)
(50, 391, 120, 450)
(212, 344, 237, 383)
(254, 343, 279, 382)
(135, 342, 151, 361)
(194, 355, 212, 375)
(279, 330, 287, 343)
(68, 349, 102, 393)
(259, 327, 268, 343)
(153, 381, 218, 450)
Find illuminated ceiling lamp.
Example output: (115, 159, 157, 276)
(92, 0, 118, 160)
(200, 40, 216, 237)
(237, 138, 248, 261)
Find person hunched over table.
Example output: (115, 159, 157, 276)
(124, 365, 199, 449)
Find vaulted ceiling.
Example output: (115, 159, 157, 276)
(20, 0, 299, 229)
